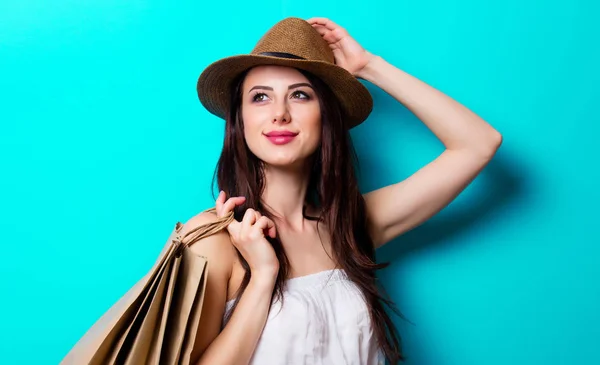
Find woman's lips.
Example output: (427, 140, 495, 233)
(264, 131, 298, 145)
(265, 134, 297, 145)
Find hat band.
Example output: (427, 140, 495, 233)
(259, 52, 305, 60)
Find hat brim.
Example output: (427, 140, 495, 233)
(196, 55, 373, 129)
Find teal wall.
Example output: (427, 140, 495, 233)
(1, 1, 598, 364)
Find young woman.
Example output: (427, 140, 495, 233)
(185, 17, 502, 365)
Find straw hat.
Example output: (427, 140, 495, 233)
(196, 17, 373, 129)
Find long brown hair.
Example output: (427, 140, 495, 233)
(211, 67, 410, 364)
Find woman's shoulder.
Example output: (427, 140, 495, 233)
(180, 209, 236, 279)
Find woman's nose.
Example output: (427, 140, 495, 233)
(272, 103, 291, 124)
(273, 114, 290, 123)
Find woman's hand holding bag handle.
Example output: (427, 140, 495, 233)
(214, 191, 279, 279)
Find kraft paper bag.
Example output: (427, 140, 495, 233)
(60, 207, 233, 365)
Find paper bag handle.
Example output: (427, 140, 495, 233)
(173, 207, 235, 249)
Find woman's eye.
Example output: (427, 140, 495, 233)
(291, 90, 310, 99)
(252, 93, 268, 102)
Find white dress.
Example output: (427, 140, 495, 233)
(222, 268, 386, 365)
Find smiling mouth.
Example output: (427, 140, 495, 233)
(264, 134, 297, 145)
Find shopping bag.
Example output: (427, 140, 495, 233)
(60, 207, 233, 365)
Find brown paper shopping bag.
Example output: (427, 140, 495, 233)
(60, 207, 233, 365)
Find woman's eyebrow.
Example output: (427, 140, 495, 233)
(249, 85, 273, 93)
(248, 83, 314, 93)
(288, 83, 313, 90)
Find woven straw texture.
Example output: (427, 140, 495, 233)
(196, 17, 373, 129)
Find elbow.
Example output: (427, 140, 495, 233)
(489, 130, 503, 153)
(481, 130, 503, 160)
(458, 128, 503, 161)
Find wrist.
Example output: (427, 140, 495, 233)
(356, 53, 385, 82)
(250, 268, 279, 287)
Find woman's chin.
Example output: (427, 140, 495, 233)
(261, 156, 307, 169)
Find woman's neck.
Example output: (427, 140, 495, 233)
(261, 164, 313, 230)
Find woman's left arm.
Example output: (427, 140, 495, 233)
(308, 17, 503, 248)
(359, 56, 502, 248)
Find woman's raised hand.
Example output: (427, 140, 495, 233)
(307, 17, 375, 79)
(215, 191, 279, 278)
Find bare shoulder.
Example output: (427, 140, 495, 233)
(180, 209, 236, 278)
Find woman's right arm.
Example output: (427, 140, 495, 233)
(182, 210, 277, 365)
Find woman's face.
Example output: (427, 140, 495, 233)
(240, 65, 322, 169)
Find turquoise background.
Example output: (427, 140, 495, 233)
(1, 1, 598, 364)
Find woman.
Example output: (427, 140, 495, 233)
(184, 17, 502, 365)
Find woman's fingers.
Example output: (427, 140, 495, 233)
(215, 191, 226, 214)
(255, 216, 277, 238)
(215, 191, 246, 238)
(214, 191, 275, 240)
(306, 17, 336, 30)
(216, 191, 245, 218)
(307, 18, 347, 44)
(223, 196, 245, 215)
(241, 208, 258, 234)
(310, 23, 328, 36)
